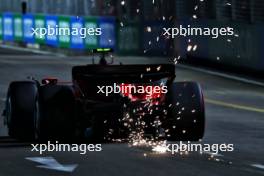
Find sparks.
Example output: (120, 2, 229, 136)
(152, 142, 168, 153)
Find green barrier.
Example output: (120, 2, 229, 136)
(14, 14, 23, 41)
(34, 14, 45, 44)
(84, 17, 99, 49)
(58, 16, 71, 48)
(0, 14, 3, 40)
(117, 22, 140, 55)
(1, 12, 117, 51)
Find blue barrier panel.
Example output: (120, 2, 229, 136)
(3, 13, 14, 41)
(23, 14, 35, 43)
(45, 15, 58, 46)
(70, 17, 85, 49)
(98, 17, 115, 49)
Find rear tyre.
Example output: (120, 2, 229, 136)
(6, 81, 38, 141)
(37, 85, 75, 142)
(164, 82, 205, 141)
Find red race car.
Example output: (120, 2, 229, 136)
(2, 49, 205, 142)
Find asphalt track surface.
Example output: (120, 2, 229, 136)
(0, 47, 263, 176)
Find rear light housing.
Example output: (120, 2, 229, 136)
(120, 84, 164, 102)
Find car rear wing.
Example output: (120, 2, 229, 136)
(72, 64, 176, 83)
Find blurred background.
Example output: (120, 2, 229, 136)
(0, 0, 264, 75)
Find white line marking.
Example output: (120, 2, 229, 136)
(251, 164, 264, 170)
(202, 151, 224, 157)
(177, 64, 264, 87)
(26, 157, 78, 172)
(0, 44, 65, 57)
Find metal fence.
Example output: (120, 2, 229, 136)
(175, 0, 264, 23)
(1, 0, 264, 23)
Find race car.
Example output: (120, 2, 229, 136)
(2, 49, 205, 142)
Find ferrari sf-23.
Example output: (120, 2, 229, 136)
(2, 49, 205, 142)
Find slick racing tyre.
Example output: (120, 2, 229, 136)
(164, 82, 205, 141)
(6, 81, 38, 140)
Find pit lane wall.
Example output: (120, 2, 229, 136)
(0, 13, 173, 56)
(0, 12, 116, 50)
(1, 12, 264, 73)
(175, 19, 264, 73)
